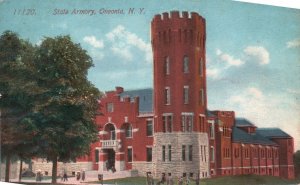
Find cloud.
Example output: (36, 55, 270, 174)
(286, 38, 300, 48)
(106, 25, 152, 63)
(227, 87, 300, 150)
(244, 46, 269, 65)
(216, 49, 244, 67)
(83, 36, 104, 48)
(206, 68, 220, 79)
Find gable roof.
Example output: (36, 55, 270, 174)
(256, 128, 292, 139)
(232, 127, 277, 146)
(235, 118, 256, 127)
(120, 88, 153, 113)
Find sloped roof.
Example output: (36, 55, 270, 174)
(256, 128, 292, 139)
(232, 127, 277, 146)
(120, 88, 153, 113)
(235, 118, 256, 127)
(206, 110, 216, 118)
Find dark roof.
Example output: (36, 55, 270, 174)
(206, 110, 216, 118)
(120, 88, 153, 113)
(232, 127, 277, 146)
(235, 118, 256, 127)
(256, 128, 292, 138)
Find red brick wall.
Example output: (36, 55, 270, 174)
(151, 11, 207, 133)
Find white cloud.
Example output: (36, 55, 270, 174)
(287, 88, 300, 95)
(244, 46, 269, 65)
(228, 87, 300, 150)
(206, 68, 220, 79)
(286, 38, 300, 48)
(106, 25, 152, 63)
(111, 46, 132, 61)
(83, 36, 104, 49)
(216, 49, 244, 67)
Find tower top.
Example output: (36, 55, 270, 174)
(153, 11, 204, 22)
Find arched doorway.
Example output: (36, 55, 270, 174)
(104, 123, 116, 140)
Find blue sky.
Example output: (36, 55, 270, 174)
(0, 0, 299, 150)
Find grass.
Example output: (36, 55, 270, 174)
(97, 175, 300, 185)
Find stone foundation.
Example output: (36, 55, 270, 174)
(151, 132, 210, 179)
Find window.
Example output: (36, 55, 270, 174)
(163, 114, 173, 133)
(165, 87, 170, 105)
(107, 103, 114, 112)
(183, 86, 189, 104)
(188, 145, 193, 161)
(181, 113, 193, 132)
(168, 145, 172, 161)
(165, 56, 170, 75)
(125, 124, 132, 138)
(209, 120, 215, 138)
(204, 146, 207, 162)
(110, 130, 116, 140)
(199, 58, 203, 76)
(199, 115, 205, 132)
(162, 146, 166, 162)
(199, 89, 204, 106)
(183, 55, 189, 73)
(147, 147, 152, 162)
(127, 148, 132, 162)
(210, 146, 215, 162)
(146, 120, 153, 136)
(95, 150, 99, 162)
(182, 145, 186, 161)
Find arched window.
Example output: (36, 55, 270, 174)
(125, 124, 132, 138)
(183, 55, 189, 73)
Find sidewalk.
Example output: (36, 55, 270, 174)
(9, 177, 110, 185)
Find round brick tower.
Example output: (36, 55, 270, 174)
(151, 11, 210, 178)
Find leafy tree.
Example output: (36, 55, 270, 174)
(21, 35, 100, 183)
(0, 31, 37, 182)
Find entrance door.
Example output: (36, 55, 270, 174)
(106, 149, 115, 171)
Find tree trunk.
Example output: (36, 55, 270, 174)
(5, 154, 11, 182)
(51, 156, 58, 184)
(18, 159, 23, 182)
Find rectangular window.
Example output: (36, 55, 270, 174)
(162, 145, 166, 162)
(182, 145, 186, 161)
(209, 120, 215, 138)
(188, 145, 193, 161)
(204, 146, 207, 162)
(181, 114, 193, 132)
(107, 103, 114, 112)
(165, 87, 170, 105)
(127, 148, 132, 162)
(199, 115, 205, 132)
(210, 147, 214, 162)
(163, 114, 173, 133)
(183, 86, 189, 104)
(95, 150, 99, 162)
(199, 58, 203, 76)
(146, 120, 153, 136)
(168, 145, 172, 161)
(147, 147, 152, 162)
(165, 57, 170, 75)
(199, 89, 204, 106)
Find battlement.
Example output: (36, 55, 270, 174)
(153, 11, 203, 21)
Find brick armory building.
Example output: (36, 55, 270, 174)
(76, 11, 295, 179)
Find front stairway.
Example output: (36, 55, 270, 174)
(85, 169, 139, 181)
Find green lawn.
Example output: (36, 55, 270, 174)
(99, 175, 300, 185)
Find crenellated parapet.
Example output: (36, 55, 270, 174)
(151, 11, 206, 48)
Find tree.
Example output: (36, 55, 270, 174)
(21, 35, 100, 183)
(0, 31, 37, 182)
